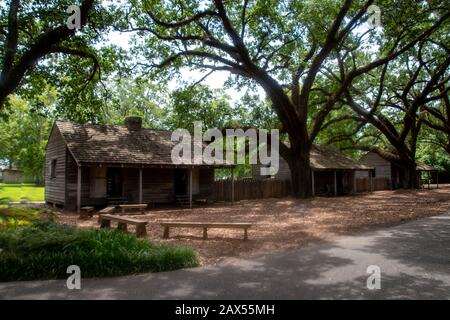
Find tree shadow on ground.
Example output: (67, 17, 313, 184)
(1, 213, 449, 300)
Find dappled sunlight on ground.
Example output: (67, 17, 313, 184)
(56, 186, 450, 266)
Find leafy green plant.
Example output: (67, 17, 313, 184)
(0, 206, 44, 228)
(0, 222, 198, 281)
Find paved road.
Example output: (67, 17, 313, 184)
(1, 213, 449, 299)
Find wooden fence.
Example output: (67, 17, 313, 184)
(213, 178, 291, 201)
(356, 177, 390, 192)
(213, 177, 390, 201)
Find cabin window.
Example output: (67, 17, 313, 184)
(51, 159, 57, 178)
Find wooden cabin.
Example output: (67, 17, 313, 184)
(357, 152, 439, 189)
(253, 144, 374, 196)
(44, 117, 229, 211)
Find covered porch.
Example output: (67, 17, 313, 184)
(311, 168, 374, 196)
(72, 164, 219, 213)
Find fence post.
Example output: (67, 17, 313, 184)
(231, 167, 235, 203)
(77, 166, 81, 214)
(189, 167, 193, 208)
(334, 171, 337, 196)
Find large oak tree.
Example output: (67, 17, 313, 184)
(126, 0, 449, 197)
(344, 44, 449, 187)
(0, 0, 114, 112)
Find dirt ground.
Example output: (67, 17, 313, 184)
(57, 186, 450, 266)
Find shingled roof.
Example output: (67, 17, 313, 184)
(416, 162, 437, 171)
(280, 142, 373, 170)
(54, 121, 210, 166)
(54, 121, 372, 170)
(309, 144, 373, 170)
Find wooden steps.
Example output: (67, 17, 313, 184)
(175, 195, 190, 207)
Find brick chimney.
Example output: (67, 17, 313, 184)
(124, 116, 142, 131)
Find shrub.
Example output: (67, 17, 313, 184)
(0, 206, 53, 228)
(0, 222, 198, 281)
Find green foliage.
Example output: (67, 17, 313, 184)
(0, 221, 199, 281)
(0, 0, 123, 113)
(0, 96, 52, 182)
(165, 85, 238, 132)
(417, 126, 450, 171)
(103, 78, 168, 128)
(0, 205, 52, 228)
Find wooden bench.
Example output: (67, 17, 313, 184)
(98, 214, 148, 237)
(98, 206, 115, 214)
(159, 221, 252, 240)
(79, 206, 94, 219)
(119, 204, 148, 214)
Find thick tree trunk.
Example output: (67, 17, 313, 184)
(287, 147, 312, 198)
(401, 163, 419, 189)
(396, 160, 419, 189)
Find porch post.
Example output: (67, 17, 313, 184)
(139, 168, 143, 203)
(436, 171, 439, 189)
(370, 170, 373, 192)
(189, 167, 193, 208)
(231, 167, 235, 203)
(353, 171, 357, 194)
(334, 171, 337, 196)
(428, 171, 431, 190)
(77, 166, 81, 213)
(311, 170, 315, 197)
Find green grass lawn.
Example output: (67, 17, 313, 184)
(0, 183, 44, 202)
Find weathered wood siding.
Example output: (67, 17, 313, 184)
(252, 157, 291, 180)
(199, 168, 214, 198)
(144, 168, 174, 203)
(44, 126, 66, 205)
(357, 152, 391, 179)
(1, 170, 24, 184)
(65, 154, 95, 209)
(126, 168, 174, 203)
(214, 178, 290, 201)
(356, 177, 390, 192)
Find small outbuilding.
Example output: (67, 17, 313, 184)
(0, 168, 25, 184)
(357, 152, 439, 189)
(253, 144, 374, 196)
